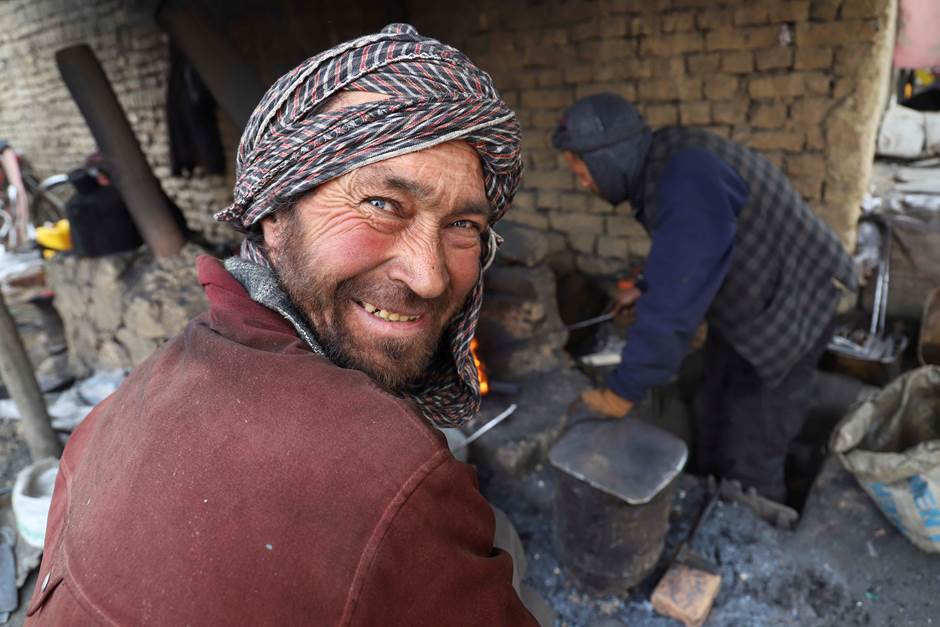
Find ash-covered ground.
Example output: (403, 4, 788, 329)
(486, 469, 873, 627)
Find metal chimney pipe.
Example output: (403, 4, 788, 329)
(55, 44, 186, 258)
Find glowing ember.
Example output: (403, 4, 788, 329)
(470, 337, 489, 395)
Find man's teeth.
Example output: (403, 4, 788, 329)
(360, 301, 419, 322)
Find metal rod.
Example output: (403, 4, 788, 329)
(454, 403, 517, 451)
(55, 44, 186, 258)
(0, 289, 61, 459)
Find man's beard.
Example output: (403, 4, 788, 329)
(270, 217, 458, 394)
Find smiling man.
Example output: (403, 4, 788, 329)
(26, 25, 545, 626)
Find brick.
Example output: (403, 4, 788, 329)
(748, 74, 804, 99)
(575, 82, 637, 101)
(805, 72, 832, 96)
(521, 89, 573, 109)
(576, 254, 627, 276)
(597, 235, 630, 259)
(750, 101, 788, 128)
(704, 125, 732, 139)
(643, 103, 679, 126)
(712, 99, 749, 125)
(721, 51, 754, 74)
(740, 129, 806, 152)
(629, 236, 652, 257)
(687, 52, 721, 74)
(706, 26, 778, 51)
(637, 77, 703, 101)
(661, 11, 695, 32)
(768, 1, 810, 22)
(505, 209, 549, 230)
(572, 21, 601, 42)
(834, 44, 872, 76)
(791, 175, 824, 201)
(527, 169, 573, 191)
(595, 63, 629, 81)
(531, 111, 559, 131)
(564, 64, 594, 83)
(650, 56, 687, 76)
(569, 233, 596, 254)
(628, 15, 660, 36)
(755, 46, 793, 70)
(535, 68, 564, 87)
(651, 564, 721, 627)
(786, 153, 826, 177)
(606, 215, 646, 238)
(695, 8, 732, 29)
(790, 98, 832, 125)
(832, 78, 855, 99)
(530, 149, 559, 169)
(733, 4, 769, 25)
(794, 47, 834, 70)
(549, 211, 605, 234)
(680, 101, 711, 125)
(587, 195, 615, 214)
(537, 189, 561, 208)
(640, 31, 705, 56)
(811, 0, 842, 20)
(795, 20, 881, 47)
(512, 191, 536, 211)
(805, 126, 825, 150)
(558, 192, 589, 212)
(703, 75, 739, 100)
(842, 0, 886, 18)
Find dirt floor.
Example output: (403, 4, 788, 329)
(485, 457, 939, 626)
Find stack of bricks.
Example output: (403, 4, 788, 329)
(414, 0, 896, 276)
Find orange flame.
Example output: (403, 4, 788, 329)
(470, 337, 489, 395)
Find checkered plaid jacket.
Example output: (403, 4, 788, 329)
(639, 127, 856, 385)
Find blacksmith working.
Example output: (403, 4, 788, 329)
(26, 25, 550, 626)
(552, 93, 856, 504)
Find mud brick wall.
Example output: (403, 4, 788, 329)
(0, 0, 238, 245)
(0, 0, 896, 276)
(411, 0, 897, 276)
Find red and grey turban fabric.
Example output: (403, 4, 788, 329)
(215, 23, 522, 427)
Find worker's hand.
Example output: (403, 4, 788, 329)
(580, 388, 634, 418)
(611, 285, 642, 317)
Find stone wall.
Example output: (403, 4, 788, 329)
(411, 0, 898, 275)
(0, 0, 896, 277)
(45, 244, 209, 376)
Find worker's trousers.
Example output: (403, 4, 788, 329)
(692, 317, 836, 504)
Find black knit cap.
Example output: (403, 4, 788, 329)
(551, 93, 652, 206)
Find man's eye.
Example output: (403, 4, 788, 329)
(367, 198, 388, 210)
(451, 219, 483, 232)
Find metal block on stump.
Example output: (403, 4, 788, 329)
(549, 416, 687, 595)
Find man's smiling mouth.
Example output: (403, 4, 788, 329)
(357, 300, 421, 322)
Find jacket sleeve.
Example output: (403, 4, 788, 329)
(607, 148, 746, 402)
(346, 451, 538, 627)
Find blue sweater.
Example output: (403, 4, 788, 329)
(606, 148, 749, 402)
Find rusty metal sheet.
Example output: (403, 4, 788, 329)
(549, 417, 687, 505)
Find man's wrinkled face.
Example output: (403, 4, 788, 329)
(562, 150, 599, 194)
(262, 141, 488, 393)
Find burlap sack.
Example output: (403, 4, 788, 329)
(830, 366, 940, 553)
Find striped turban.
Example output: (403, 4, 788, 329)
(215, 23, 522, 427)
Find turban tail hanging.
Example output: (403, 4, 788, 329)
(215, 24, 522, 427)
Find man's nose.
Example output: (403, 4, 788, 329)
(388, 233, 450, 299)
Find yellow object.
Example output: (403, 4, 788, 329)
(35, 219, 72, 258)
